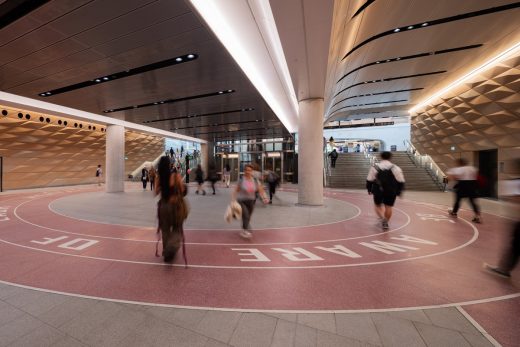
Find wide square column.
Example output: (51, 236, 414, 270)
(105, 125, 125, 193)
(298, 98, 324, 205)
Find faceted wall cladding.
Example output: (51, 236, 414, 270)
(411, 54, 520, 179)
(0, 106, 164, 190)
(124, 131, 165, 176)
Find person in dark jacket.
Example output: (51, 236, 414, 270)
(207, 162, 218, 195)
(328, 149, 338, 168)
(195, 164, 206, 195)
(141, 167, 148, 190)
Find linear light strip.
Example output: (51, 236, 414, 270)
(334, 71, 445, 98)
(171, 118, 277, 130)
(106, 89, 234, 113)
(338, 44, 482, 84)
(331, 88, 423, 109)
(143, 108, 254, 124)
(342, 2, 520, 60)
(38, 54, 198, 97)
(189, 0, 298, 132)
(409, 40, 520, 114)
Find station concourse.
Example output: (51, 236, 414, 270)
(0, 1, 519, 346)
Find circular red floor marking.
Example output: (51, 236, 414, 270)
(0, 187, 518, 310)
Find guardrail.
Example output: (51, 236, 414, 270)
(323, 152, 331, 187)
(404, 140, 447, 191)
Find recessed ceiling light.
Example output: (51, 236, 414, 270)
(40, 93, 46, 96)
(429, 52, 435, 55)
(376, 61, 380, 64)
(396, 57, 401, 60)
(95, 79, 101, 82)
(187, 54, 195, 59)
(176, 57, 183, 62)
(159, 101, 165, 104)
(386, 59, 390, 62)
(407, 26, 414, 29)
(421, 22, 428, 26)
(218, 91, 224, 94)
(103, 77, 109, 80)
(46, 92, 51, 95)
(227, 89, 233, 92)
(394, 28, 400, 32)
(153, 102, 158, 105)
(364, 81, 368, 84)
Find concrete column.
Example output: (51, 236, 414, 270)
(105, 125, 125, 193)
(298, 98, 324, 205)
(200, 143, 209, 173)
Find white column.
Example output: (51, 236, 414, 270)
(105, 125, 125, 193)
(200, 143, 208, 173)
(298, 98, 324, 205)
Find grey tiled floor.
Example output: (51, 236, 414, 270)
(0, 282, 496, 347)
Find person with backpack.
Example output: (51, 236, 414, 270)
(232, 164, 269, 239)
(446, 158, 482, 223)
(264, 166, 280, 204)
(366, 151, 405, 230)
(328, 148, 338, 168)
(148, 166, 156, 191)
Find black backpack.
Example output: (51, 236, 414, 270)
(375, 165, 397, 194)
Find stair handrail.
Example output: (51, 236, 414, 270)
(323, 151, 331, 187)
(404, 140, 447, 190)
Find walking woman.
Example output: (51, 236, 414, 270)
(155, 156, 189, 263)
(223, 164, 231, 188)
(232, 164, 268, 239)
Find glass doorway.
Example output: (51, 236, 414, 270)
(221, 157, 239, 182)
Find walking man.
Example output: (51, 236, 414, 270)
(366, 151, 405, 230)
(447, 158, 482, 223)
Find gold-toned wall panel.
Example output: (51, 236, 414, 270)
(411, 54, 520, 179)
(1, 107, 164, 190)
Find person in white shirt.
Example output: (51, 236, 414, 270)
(95, 164, 102, 186)
(447, 158, 481, 223)
(366, 152, 405, 230)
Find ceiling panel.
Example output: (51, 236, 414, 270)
(0, 0, 289, 142)
(324, 0, 520, 121)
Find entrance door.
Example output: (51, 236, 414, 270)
(478, 149, 498, 198)
(223, 158, 239, 182)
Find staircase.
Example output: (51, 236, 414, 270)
(327, 152, 443, 191)
(328, 153, 372, 189)
(384, 152, 442, 191)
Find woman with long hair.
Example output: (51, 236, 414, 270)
(155, 156, 188, 263)
(233, 164, 268, 239)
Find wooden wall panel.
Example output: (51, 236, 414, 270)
(411, 54, 520, 179)
(0, 106, 164, 190)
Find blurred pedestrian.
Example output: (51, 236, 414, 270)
(223, 164, 231, 188)
(154, 156, 188, 264)
(207, 161, 218, 195)
(149, 166, 156, 191)
(141, 167, 148, 190)
(447, 158, 482, 223)
(264, 166, 280, 204)
(195, 164, 206, 195)
(485, 160, 519, 278)
(95, 164, 103, 186)
(232, 164, 268, 239)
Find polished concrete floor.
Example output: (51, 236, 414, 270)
(0, 181, 518, 346)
